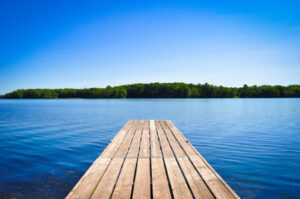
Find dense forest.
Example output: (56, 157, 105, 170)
(3, 83, 300, 98)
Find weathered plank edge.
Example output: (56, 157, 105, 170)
(166, 120, 240, 199)
(66, 120, 240, 199)
(65, 121, 133, 199)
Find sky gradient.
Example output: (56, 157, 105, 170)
(1, 0, 299, 94)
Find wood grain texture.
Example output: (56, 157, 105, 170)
(66, 121, 133, 199)
(165, 120, 240, 199)
(132, 158, 151, 199)
(114, 121, 139, 158)
(160, 121, 186, 157)
(177, 157, 214, 199)
(127, 121, 143, 158)
(91, 158, 124, 199)
(65, 158, 111, 199)
(111, 158, 137, 199)
(164, 157, 193, 199)
(139, 128, 149, 158)
(150, 120, 171, 199)
(151, 158, 172, 199)
(101, 120, 134, 158)
(150, 120, 161, 158)
(66, 120, 239, 199)
(155, 120, 173, 158)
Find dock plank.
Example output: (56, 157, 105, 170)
(164, 158, 193, 199)
(165, 120, 239, 199)
(101, 120, 135, 158)
(151, 158, 172, 199)
(164, 120, 198, 156)
(92, 121, 139, 198)
(156, 121, 193, 199)
(177, 157, 214, 199)
(139, 128, 149, 158)
(150, 120, 171, 199)
(111, 158, 137, 199)
(191, 155, 238, 199)
(160, 121, 186, 157)
(150, 120, 161, 158)
(161, 121, 214, 199)
(114, 121, 139, 158)
(91, 158, 124, 199)
(111, 122, 144, 199)
(66, 120, 240, 199)
(132, 158, 151, 199)
(127, 121, 144, 158)
(155, 120, 173, 158)
(65, 121, 133, 199)
(132, 120, 150, 199)
(66, 158, 111, 199)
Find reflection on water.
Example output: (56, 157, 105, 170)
(0, 99, 300, 198)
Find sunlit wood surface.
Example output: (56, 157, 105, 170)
(66, 120, 240, 199)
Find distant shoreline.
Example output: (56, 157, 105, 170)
(3, 82, 300, 98)
(1, 98, 300, 100)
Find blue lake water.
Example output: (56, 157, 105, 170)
(0, 99, 299, 198)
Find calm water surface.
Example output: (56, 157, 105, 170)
(0, 99, 299, 198)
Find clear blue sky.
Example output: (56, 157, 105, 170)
(1, 0, 299, 94)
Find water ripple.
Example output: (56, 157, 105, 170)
(0, 99, 299, 198)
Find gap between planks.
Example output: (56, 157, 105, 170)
(66, 120, 240, 199)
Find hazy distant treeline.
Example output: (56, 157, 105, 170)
(3, 83, 300, 98)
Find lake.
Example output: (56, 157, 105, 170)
(0, 99, 299, 198)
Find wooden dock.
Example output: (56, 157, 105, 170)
(66, 120, 239, 199)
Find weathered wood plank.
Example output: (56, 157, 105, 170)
(177, 157, 214, 199)
(92, 121, 139, 198)
(111, 121, 145, 198)
(91, 158, 124, 199)
(132, 121, 151, 199)
(65, 121, 133, 199)
(67, 120, 239, 199)
(157, 121, 193, 198)
(150, 120, 161, 158)
(151, 158, 172, 199)
(150, 120, 171, 199)
(66, 158, 111, 199)
(114, 120, 139, 158)
(165, 120, 239, 199)
(164, 158, 193, 199)
(149, 120, 155, 131)
(139, 128, 149, 158)
(160, 121, 186, 157)
(111, 158, 137, 199)
(132, 158, 151, 199)
(190, 155, 238, 199)
(161, 121, 214, 198)
(155, 120, 173, 158)
(127, 121, 144, 158)
(101, 120, 135, 158)
(164, 120, 197, 156)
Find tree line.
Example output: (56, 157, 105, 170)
(3, 83, 300, 98)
